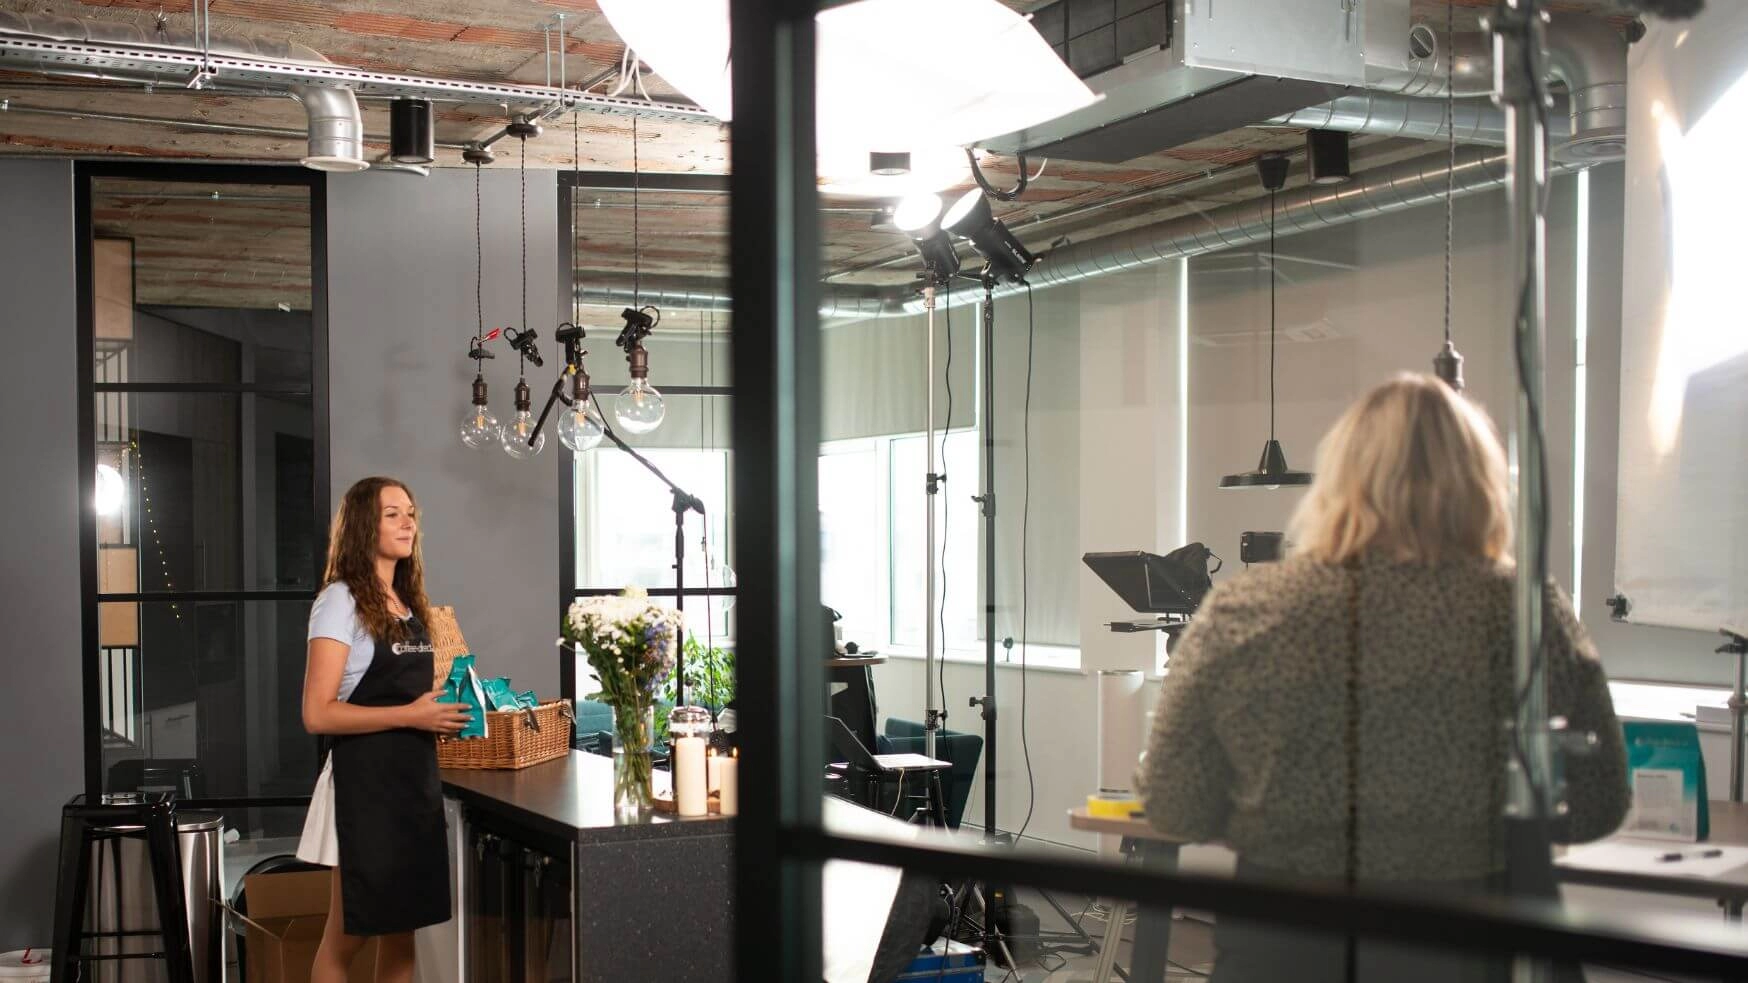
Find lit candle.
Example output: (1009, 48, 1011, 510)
(706, 747, 722, 794)
(675, 736, 708, 817)
(719, 748, 738, 817)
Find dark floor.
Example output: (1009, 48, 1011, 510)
(984, 887, 1215, 982)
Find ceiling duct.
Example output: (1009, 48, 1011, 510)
(0, 10, 368, 172)
(981, 0, 1623, 165)
(578, 144, 1547, 321)
(290, 84, 366, 172)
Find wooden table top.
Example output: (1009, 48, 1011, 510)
(826, 655, 887, 668)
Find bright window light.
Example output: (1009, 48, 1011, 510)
(95, 463, 125, 517)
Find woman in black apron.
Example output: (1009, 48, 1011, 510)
(297, 477, 469, 983)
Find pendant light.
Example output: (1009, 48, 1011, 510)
(500, 115, 547, 459)
(614, 114, 667, 435)
(558, 106, 606, 453)
(458, 159, 501, 450)
(1220, 153, 1313, 490)
(1432, 0, 1466, 391)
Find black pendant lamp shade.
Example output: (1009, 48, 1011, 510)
(1222, 152, 1313, 490)
(389, 98, 435, 164)
(1220, 439, 1314, 489)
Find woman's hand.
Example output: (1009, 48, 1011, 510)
(402, 690, 472, 735)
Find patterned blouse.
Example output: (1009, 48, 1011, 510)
(1137, 554, 1630, 881)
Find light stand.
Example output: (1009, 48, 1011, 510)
(534, 325, 704, 704)
(594, 401, 706, 706)
(1722, 630, 1748, 803)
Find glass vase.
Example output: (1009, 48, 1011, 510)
(612, 704, 656, 821)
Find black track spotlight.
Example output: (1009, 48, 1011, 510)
(894, 193, 961, 281)
(390, 98, 435, 165)
(941, 188, 1035, 283)
(1305, 129, 1351, 185)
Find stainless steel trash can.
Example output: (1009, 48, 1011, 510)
(85, 811, 224, 983)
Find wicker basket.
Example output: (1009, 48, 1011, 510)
(437, 700, 574, 770)
(427, 605, 573, 770)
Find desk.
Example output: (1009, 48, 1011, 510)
(1067, 808, 1186, 983)
(827, 655, 887, 668)
(1557, 801, 1748, 917)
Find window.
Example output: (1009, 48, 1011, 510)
(80, 166, 326, 828)
(574, 444, 735, 634)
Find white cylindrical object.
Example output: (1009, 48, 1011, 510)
(719, 753, 739, 816)
(707, 748, 722, 793)
(675, 737, 708, 816)
(1098, 669, 1147, 796)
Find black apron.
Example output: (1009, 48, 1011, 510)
(323, 614, 451, 936)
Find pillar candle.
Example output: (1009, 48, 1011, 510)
(706, 748, 722, 794)
(719, 750, 738, 817)
(675, 736, 708, 817)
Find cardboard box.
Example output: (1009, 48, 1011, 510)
(231, 870, 378, 983)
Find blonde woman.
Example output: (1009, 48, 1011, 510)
(1138, 374, 1628, 982)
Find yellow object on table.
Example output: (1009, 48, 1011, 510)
(1085, 793, 1142, 820)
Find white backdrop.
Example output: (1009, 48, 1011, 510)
(1614, 4, 1748, 636)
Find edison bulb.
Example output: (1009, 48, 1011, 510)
(458, 404, 500, 449)
(500, 410, 545, 459)
(557, 402, 605, 452)
(615, 378, 666, 434)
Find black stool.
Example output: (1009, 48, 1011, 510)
(51, 792, 195, 983)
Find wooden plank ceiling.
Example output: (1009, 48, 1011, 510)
(4, 0, 1631, 313)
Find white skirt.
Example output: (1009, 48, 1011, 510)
(295, 756, 340, 867)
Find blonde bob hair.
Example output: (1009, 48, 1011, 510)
(1288, 374, 1512, 565)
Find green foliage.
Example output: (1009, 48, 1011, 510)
(656, 634, 735, 738)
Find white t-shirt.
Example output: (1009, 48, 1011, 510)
(308, 581, 410, 702)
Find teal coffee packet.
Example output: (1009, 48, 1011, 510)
(438, 654, 489, 739)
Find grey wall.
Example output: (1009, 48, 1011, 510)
(0, 159, 84, 949)
(326, 166, 563, 697)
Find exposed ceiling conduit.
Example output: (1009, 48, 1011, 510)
(577, 144, 1560, 321)
(1299, 13, 1625, 164)
(1267, 92, 1572, 148)
(0, 10, 369, 170)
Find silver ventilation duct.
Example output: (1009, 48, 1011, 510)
(578, 145, 1540, 321)
(0, 11, 367, 172)
(290, 84, 366, 172)
(1268, 93, 1573, 148)
(1545, 11, 1629, 164)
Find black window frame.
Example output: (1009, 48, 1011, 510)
(555, 168, 735, 704)
(76, 160, 330, 809)
(723, 1, 1748, 980)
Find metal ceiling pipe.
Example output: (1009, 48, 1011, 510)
(1545, 11, 1629, 164)
(290, 83, 367, 172)
(1363, 25, 1494, 99)
(578, 145, 1537, 321)
(1267, 92, 1572, 147)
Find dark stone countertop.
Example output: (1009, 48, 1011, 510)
(441, 750, 734, 845)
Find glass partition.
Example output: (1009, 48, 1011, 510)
(83, 168, 326, 815)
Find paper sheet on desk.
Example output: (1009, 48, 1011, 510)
(1559, 840, 1748, 879)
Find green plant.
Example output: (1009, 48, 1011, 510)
(657, 635, 735, 737)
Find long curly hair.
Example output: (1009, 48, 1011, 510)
(323, 476, 432, 642)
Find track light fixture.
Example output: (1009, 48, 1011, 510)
(941, 188, 1034, 283)
(389, 98, 435, 165)
(894, 193, 961, 282)
(1221, 153, 1313, 490)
